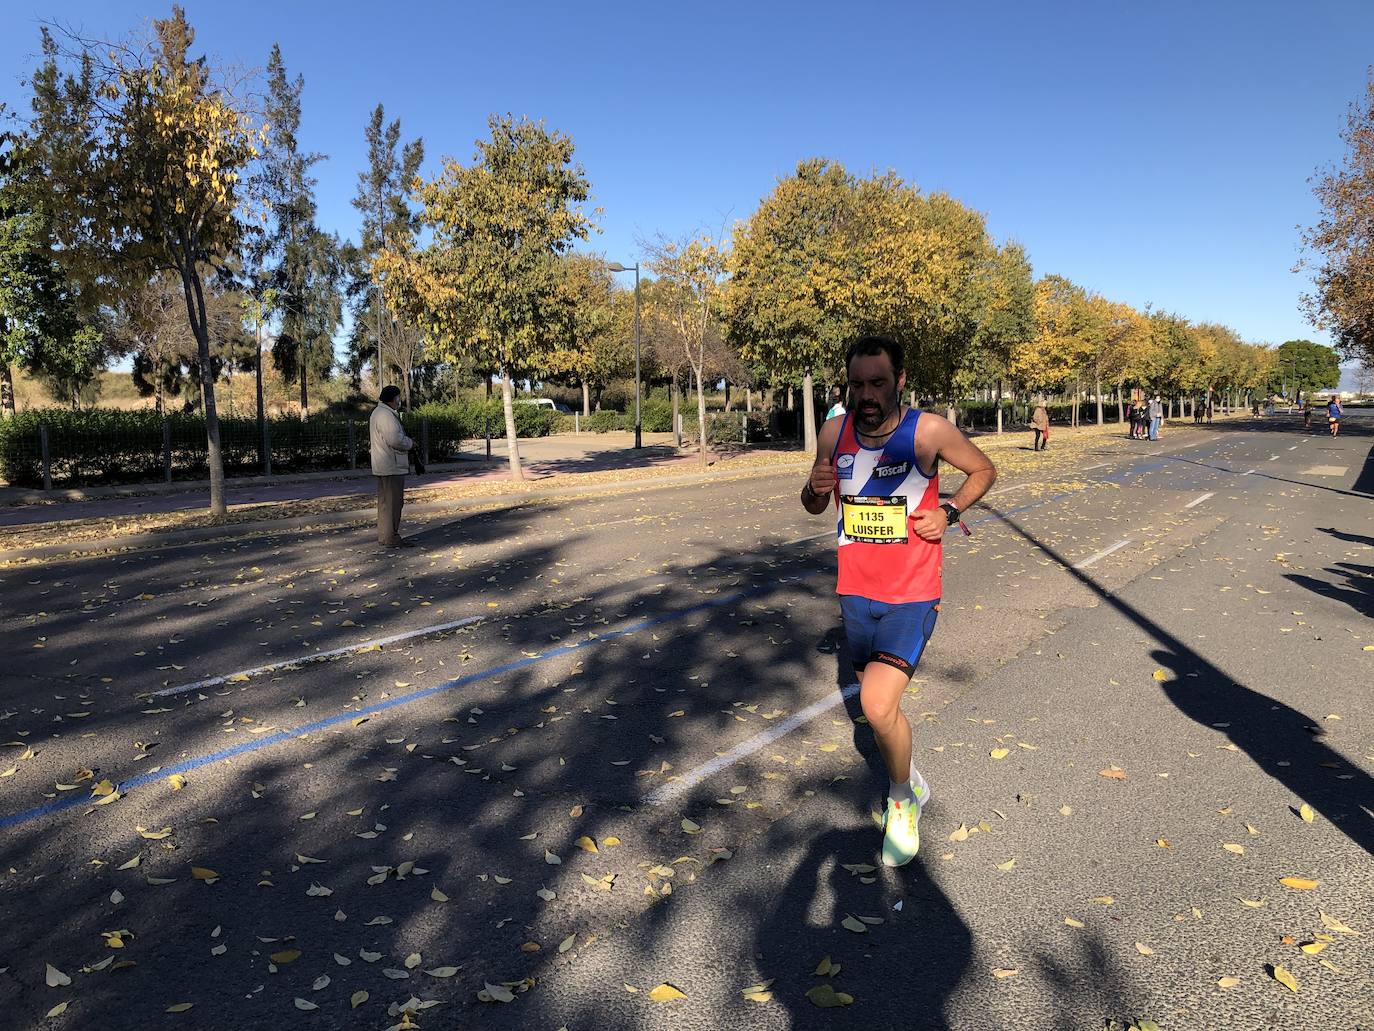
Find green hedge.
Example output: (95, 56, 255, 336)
(0, 403, 541, 488)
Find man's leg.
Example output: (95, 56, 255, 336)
(859, 662, 916, 786)
(393, 475, 405, 539)
(376, 476, 391, 545)
(378, 476, 401, 545)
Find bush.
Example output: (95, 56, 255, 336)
(0, 401, 557, 488)
(640, 397, 674, 433)
(584, 410, 624, 433)
(682, 411, 767, 445)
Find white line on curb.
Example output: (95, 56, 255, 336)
(1073, 538, 1132, 570)
(645, 683, 861, 806)
(1289, 445, 1298, 451)
(1184, 492, 1214, 509)
(1082, 462, 1110, 471)
(1269, 455, 1280, 461)
(152, 615, 483, 698)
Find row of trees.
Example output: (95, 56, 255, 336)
(0, 8, 1347, 512)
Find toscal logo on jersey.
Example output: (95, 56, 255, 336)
(874, 460, 910, 478)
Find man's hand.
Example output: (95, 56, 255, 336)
(910, 507, 949, 542)
(809, 459, 837, 497)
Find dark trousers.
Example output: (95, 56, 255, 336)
(1033, 428, 1046, 450)
(376, 475, 405, 544)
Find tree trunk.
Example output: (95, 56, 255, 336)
(745, 388, 752, 414)
(1117, 384, 1125, 424)
(995, 378, 1003, 434)
(1095, 375, 1104, 425)
(255, 323, 267, 476)
(0, 363, 14, 416)
(696, 368, 708, 468)
(299, 348, 308, 422)
(485, 372, 493, 400)
(723, 380, 733, 413)
(581, 380, 590, 417)
(802, 370, 817, 453)
(1072, 378, 1080, 427)
(672, 371, 682, 447)
(500, 367, 524, 480)
(182, 264, 227, 517)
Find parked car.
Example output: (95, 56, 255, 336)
(516, 398, 574, 414)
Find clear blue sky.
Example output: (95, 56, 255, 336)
(2, 1, 1369, 371)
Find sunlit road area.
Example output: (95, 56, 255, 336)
(1, 415, 1370, 1030)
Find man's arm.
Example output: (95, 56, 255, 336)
(801, 419, 841, 515)
(910, 415, 997, 541)
(384, 411, 414, 453)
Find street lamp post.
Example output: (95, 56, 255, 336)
(608, 261, 642, 448)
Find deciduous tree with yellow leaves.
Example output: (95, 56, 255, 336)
(29, 8, 263, 514)
(377, 115, 595, 480)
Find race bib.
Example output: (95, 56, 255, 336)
(841, 495, 908, 544)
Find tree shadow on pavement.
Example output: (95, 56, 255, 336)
(993, 515, 1374, 858)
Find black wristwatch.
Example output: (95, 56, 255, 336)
(939, 502, 961, 528)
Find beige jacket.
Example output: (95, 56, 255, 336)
(369, 403, 413, 476)
(1031, 405, 1049, 430)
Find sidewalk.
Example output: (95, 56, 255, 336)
(0, 415, 1242, 543)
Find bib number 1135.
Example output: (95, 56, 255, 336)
(841, 495, 908, 544)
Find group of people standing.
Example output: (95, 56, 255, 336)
(1128, 396, 1164, 441)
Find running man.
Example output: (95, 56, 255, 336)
(1328, 396, 1343, 437)
(802, 335, 997, 867)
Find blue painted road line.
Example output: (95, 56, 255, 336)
(0, 589, 765, 831)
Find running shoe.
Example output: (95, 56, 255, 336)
(881, 770, 930, 868)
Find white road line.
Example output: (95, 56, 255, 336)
(1288, 445, 1298, 451)
(1082, 462, 1109, 471)
(1269, 455, 1280, 461)
(1184, 492, 1214, 509)
(645, 683, 861, 806)
(153, 615, 484, 698)
(1072, 538, 1132, 570)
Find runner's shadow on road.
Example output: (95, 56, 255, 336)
(751, 820, 972, 1030)
(993, 515, 1374, 858)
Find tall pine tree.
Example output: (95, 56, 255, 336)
(256, 43, 339, 420)
(350, 105, 424, 403)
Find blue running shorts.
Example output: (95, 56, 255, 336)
(839, 595, 940, 678)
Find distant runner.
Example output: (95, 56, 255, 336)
(803, 336, 997, 867)
(1328, 396, 1343, 437)
(826, 386, 846, 421)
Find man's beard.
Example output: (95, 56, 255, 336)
(854, 386, 901, 434)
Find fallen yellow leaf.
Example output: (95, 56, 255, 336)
(992, 968, 1018, 979)
(1278, 877, 1319, 890)
(989, 747, 1010, 760)
(648, 983, 686, 1002)
(1270, 964, 1298, 993)
(805, 984, 854, 1007)
(1216, 976, 1240, 989)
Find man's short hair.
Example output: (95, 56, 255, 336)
(379, 385, 401, 404)
(846, 335, 904, 377)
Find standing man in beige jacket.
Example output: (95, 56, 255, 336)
(370, 385, 414, 548)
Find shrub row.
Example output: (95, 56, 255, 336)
(0, 402, 554, 488)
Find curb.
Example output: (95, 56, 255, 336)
(0, 460, 812, 564)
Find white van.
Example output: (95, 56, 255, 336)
(516, 398, 574, 414)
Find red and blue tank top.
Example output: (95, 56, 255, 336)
(830, 407, 942, 603)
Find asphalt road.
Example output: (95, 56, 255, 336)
(0, 414, 1369, 1031)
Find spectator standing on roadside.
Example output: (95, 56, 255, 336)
(1328, 396, 1343, 437)
(370, 385, 415, 548)
(1031, 401, 1049, 451)
(1148, 395, 1163, 441)
(826, 386, 846, 421)
(1206, 396, 1214, 423)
